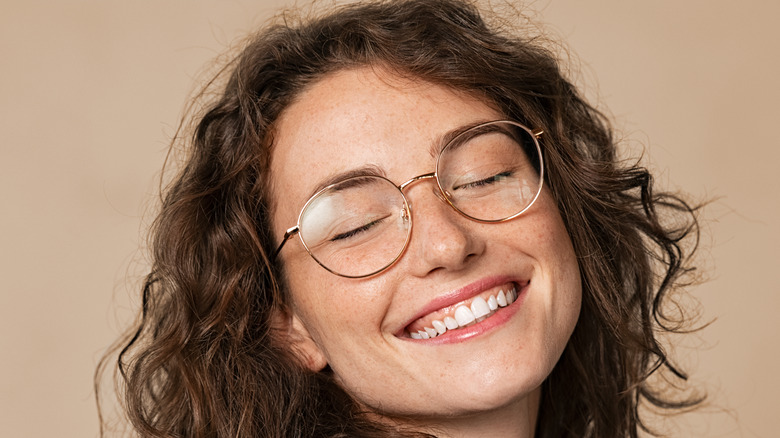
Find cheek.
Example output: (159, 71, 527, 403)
(548, 222, 582, 342)
(284, 258, 388, 347)
(519, 192, 578, 273)
(526, 193, 582, 331)
(286, 263, 341, 329)
(547, 220, 580, 297)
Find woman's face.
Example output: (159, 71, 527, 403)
(270, 67, 581, 423)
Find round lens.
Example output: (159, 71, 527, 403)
(436, 121, 543, 222)
(298, 175, 411, 278)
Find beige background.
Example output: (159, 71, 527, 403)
(1, 1, 777, 436)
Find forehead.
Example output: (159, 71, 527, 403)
(269, 67, 502, 229)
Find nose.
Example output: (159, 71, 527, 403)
(402, 177, 484, 277)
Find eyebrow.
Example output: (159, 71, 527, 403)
(428, 119, 495, 158)
(305, 119, 497, 200)
(306, 164, 387, 200)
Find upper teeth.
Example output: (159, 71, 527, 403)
(409, 286, 517, 339)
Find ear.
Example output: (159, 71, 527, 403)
(271, 307, 328, 372)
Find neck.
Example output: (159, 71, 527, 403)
(404, 387, 541, 438)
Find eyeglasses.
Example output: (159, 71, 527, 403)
(274, 120, 544, 278)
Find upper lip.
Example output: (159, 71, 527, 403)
(394, 275, 525, 336)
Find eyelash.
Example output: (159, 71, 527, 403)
(455, 171, 511, 190)
(330, 217, 386, 241)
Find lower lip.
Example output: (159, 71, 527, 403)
(404, 283, 528, 345)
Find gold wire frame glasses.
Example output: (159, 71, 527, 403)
(273, 120, 544, 278)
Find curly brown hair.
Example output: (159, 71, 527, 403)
(97, 0, 703, 436)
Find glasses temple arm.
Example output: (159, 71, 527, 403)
(273, 225, 300, 260)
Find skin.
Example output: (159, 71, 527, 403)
(270, 67, 582, 438)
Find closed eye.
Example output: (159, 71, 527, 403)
(453, 171, 512, 191)
(329, 215, 390, 241)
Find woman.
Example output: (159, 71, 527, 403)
(99, 0, 702, 436)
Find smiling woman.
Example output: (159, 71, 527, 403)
(270, 70, 582, 433)
(97, 1, 703, 437)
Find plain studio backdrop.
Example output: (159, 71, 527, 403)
(1, 1, 777, 436)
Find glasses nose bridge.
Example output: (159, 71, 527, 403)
(399, 172, 436, 192)
(398, 172, 448, 206)
(398, 171, 460, 225)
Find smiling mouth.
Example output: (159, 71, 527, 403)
(406, 283, 520, 340)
